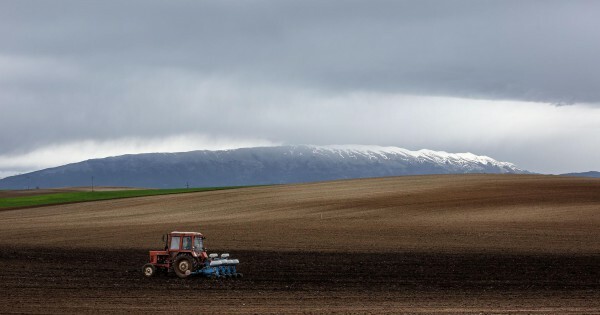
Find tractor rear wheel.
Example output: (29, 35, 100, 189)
(142, 263, 156, 277)
(174, 255, 193, 279)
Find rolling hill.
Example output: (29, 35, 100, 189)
(562, 171, 600, 178)
(1, 174, 597, 253)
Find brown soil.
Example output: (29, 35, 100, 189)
(0, 174, 599, 313)
(0, 247, 598, 314)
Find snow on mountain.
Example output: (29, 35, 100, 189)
(306, 145, 521, 172)
(0, 145, 527, 189)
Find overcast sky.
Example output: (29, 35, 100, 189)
(1, 0, 599, 177)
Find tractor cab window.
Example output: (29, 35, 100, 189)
(170, 236, 180, 250)
(182, 236, 192, 250)
(194, 237, 203, 252)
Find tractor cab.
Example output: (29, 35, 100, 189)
(143, 230, 241, 279)
(164, 231, 208, 261)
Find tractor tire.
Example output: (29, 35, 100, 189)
(142, 263, 156, 278)
(174, 255, 193, 279)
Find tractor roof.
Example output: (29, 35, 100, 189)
(170, 231, 203, 236)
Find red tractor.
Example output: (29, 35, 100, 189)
(142, 231, 241, 279)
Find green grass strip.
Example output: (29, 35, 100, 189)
(0, 186, 246, 209)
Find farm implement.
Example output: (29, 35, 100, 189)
(142, 231, 242, 279)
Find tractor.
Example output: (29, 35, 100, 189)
(142, 231, 242, 279)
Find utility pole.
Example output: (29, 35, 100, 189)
(91, 176, 94, 192)
(186, 181, 189, 189)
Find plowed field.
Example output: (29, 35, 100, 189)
(1, 174, 599, 313)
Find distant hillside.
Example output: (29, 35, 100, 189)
(0, 145, 528, 189)
(561, 171, 600, 178)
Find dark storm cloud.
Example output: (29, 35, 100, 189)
(2, 0, 599, 103)
(0, 0, 599, 174)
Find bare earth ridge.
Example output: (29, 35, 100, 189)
(0, 174, 599, 313)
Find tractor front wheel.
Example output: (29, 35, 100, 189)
(143, 263, 156, 277)
(174, 255, 193, 279)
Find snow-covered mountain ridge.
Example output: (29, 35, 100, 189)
(0, 145, 527, 189)
(304, 145, 520, 171)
